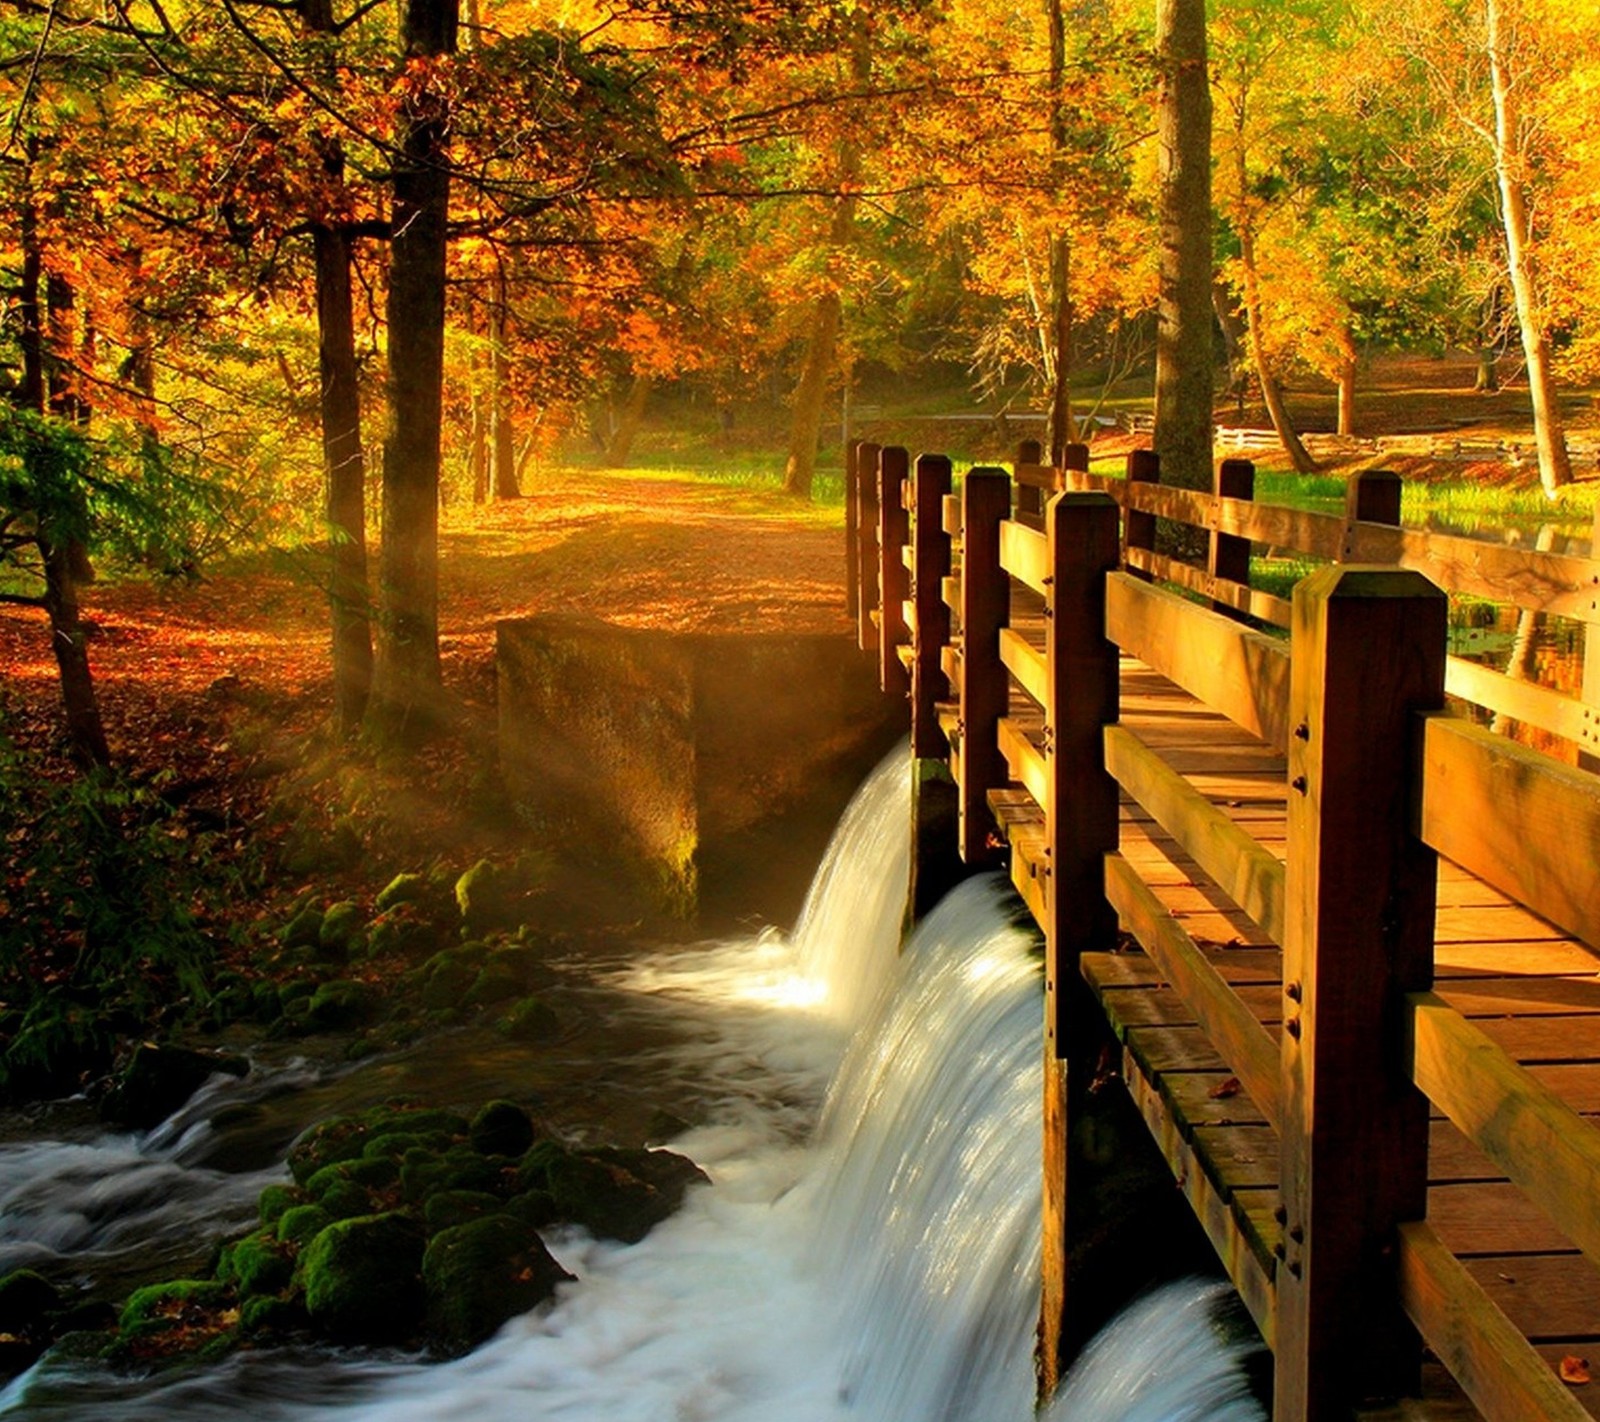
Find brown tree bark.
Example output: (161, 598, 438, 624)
(602, 375, 652, 469)
(490, 269, 519, 498)
(1152, 0, 1214, 490)
(370, 0, 458, 740)
(1487, 0, 1570, 497)
(1336, 351, 1357, 437)
(314, 218, 374, 735)
(17, 171, 109, 768)
(1233, 145, 1317, 473)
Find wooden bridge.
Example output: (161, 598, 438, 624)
(844, 440, 1600, 1422)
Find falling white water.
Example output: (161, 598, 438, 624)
(1, 745, 1263, 1422)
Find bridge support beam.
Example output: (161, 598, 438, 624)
(1275, 566, 1446, 1420)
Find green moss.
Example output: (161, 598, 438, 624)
(218, 1232, 293, 1299)
(498, 996, 559, 1044)
(257, 1185, 305, 1228)
(421, 1214, 573, 1354)
(317, 902, 365, 962)
(375, 873, 428, 912)
(300, 1213, 425, 1342)
(423, 1190, 503, 1234)
(118, 1280, 229, 1337)
(468, 1101, 537, 1158)
(276, 1203, 333, 1248)
(306, 978, 375, 1029)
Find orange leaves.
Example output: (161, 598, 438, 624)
(1560, 1355, 1593, 1387)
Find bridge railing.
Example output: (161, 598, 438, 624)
(847, 440, 1600, 1421)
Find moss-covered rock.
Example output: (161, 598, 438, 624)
(279, 905, 324, 951)
(276, 1203, 333, 1248)
(99, 1044, 250, 1131)
(306, 978, 375, 1029)
(468, 1100, 537, 1158)
(300, 1214, 425, 1342)
(543, 1147, 707, 1244)
(288, 1103, 467, 1185)
(423, 1189, 503, 1234)
(238, 1294, 307, 1337)
(399, 1144, 505, 1204)
(117, 1280, 229, 1341)
(217, 1232, 293, 1299)
(498, 996, 560, 1044)
(375, 873, 428, 913)
(454, 860, 529, 936)
(0, 1269, 60, 1337)
(257, 1183, 305, 1228)
(421, 1214, 572, 1354)
(317, 902, 365, 962)
(415, 951, 478, 1012)
(463, 961, 523, 1009)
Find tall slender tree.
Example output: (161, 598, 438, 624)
(370, 0, 460, 739)
(1151, 0, 1213, 490)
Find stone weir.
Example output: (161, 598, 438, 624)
(498, 615, 904, 928)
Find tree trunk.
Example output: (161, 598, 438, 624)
(603, 375, 652, 468)
(1234, 148, 1317, 474)
(1486, 0, 1571, 497)
(490, 270, 518, 497)
(314, 220, 373, 735)
(783, 22, 870, 499)
(1152, 0, 1214, 490)
(302, 0, 373, 735)
(18, 168, 109, 769)
(370, 0, 458, 740)
(1336, 351, 1357, 437)
(43, 540, 110, 769)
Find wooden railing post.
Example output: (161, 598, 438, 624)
(878, 446, 911, 697)
(1584, 499, 1600, 775)
(1347, 466, 1403, 528)
(911, 453, 953, 757)
(855, 441, 881, 653)
(1123, 449, 1159, 580)
(957, 468, 1011, 863)
(1275, 565, 1447, 1421)
(1015, 438, 1044, 517)
(844, 441, 860, 620)
(1210, 457, 1254, 619)
(1038, 492, 1122, 1394)
(1060, 442, 1089, 490)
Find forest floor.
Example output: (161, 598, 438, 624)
(0, 467, 853, 909)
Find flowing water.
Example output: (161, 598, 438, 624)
(1, 749, 1263, 1422)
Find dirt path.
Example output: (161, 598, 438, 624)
(0, 468, 850, 773)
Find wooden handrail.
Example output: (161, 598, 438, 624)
(999, 518, 1051, 596)
(1104, 724, 1287, 944)
(1103, 852, 1282, 1129)
(1105, 572, 1293, 751)
(1415, 714, 1600, 950)
(1408, 992, 1600, 1268)
(1397, 1220, 1592, 1422)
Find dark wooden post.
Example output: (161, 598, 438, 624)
(1347, 467, 1402, 528)
(911, 453, 953, 757)
(1015, 438, 1044, 517)
(1275, 565, 1447, 1421)
(844, 441, 860, 620)
(1060, 442, 1089, 490)
(1582, 501, 1600, 775)
(1123, 448, 1159, 580)
(1210, 457, 1254, 619)
(1038, 492, 1122, 1394)
(855, 441, 881, 654)
(878, 446, 911, 697)
(957, 468, 1011, 864)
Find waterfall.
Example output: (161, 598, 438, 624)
(1, 746, 1263, 1422)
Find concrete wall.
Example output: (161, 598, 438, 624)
(498, 615, 905, 929)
